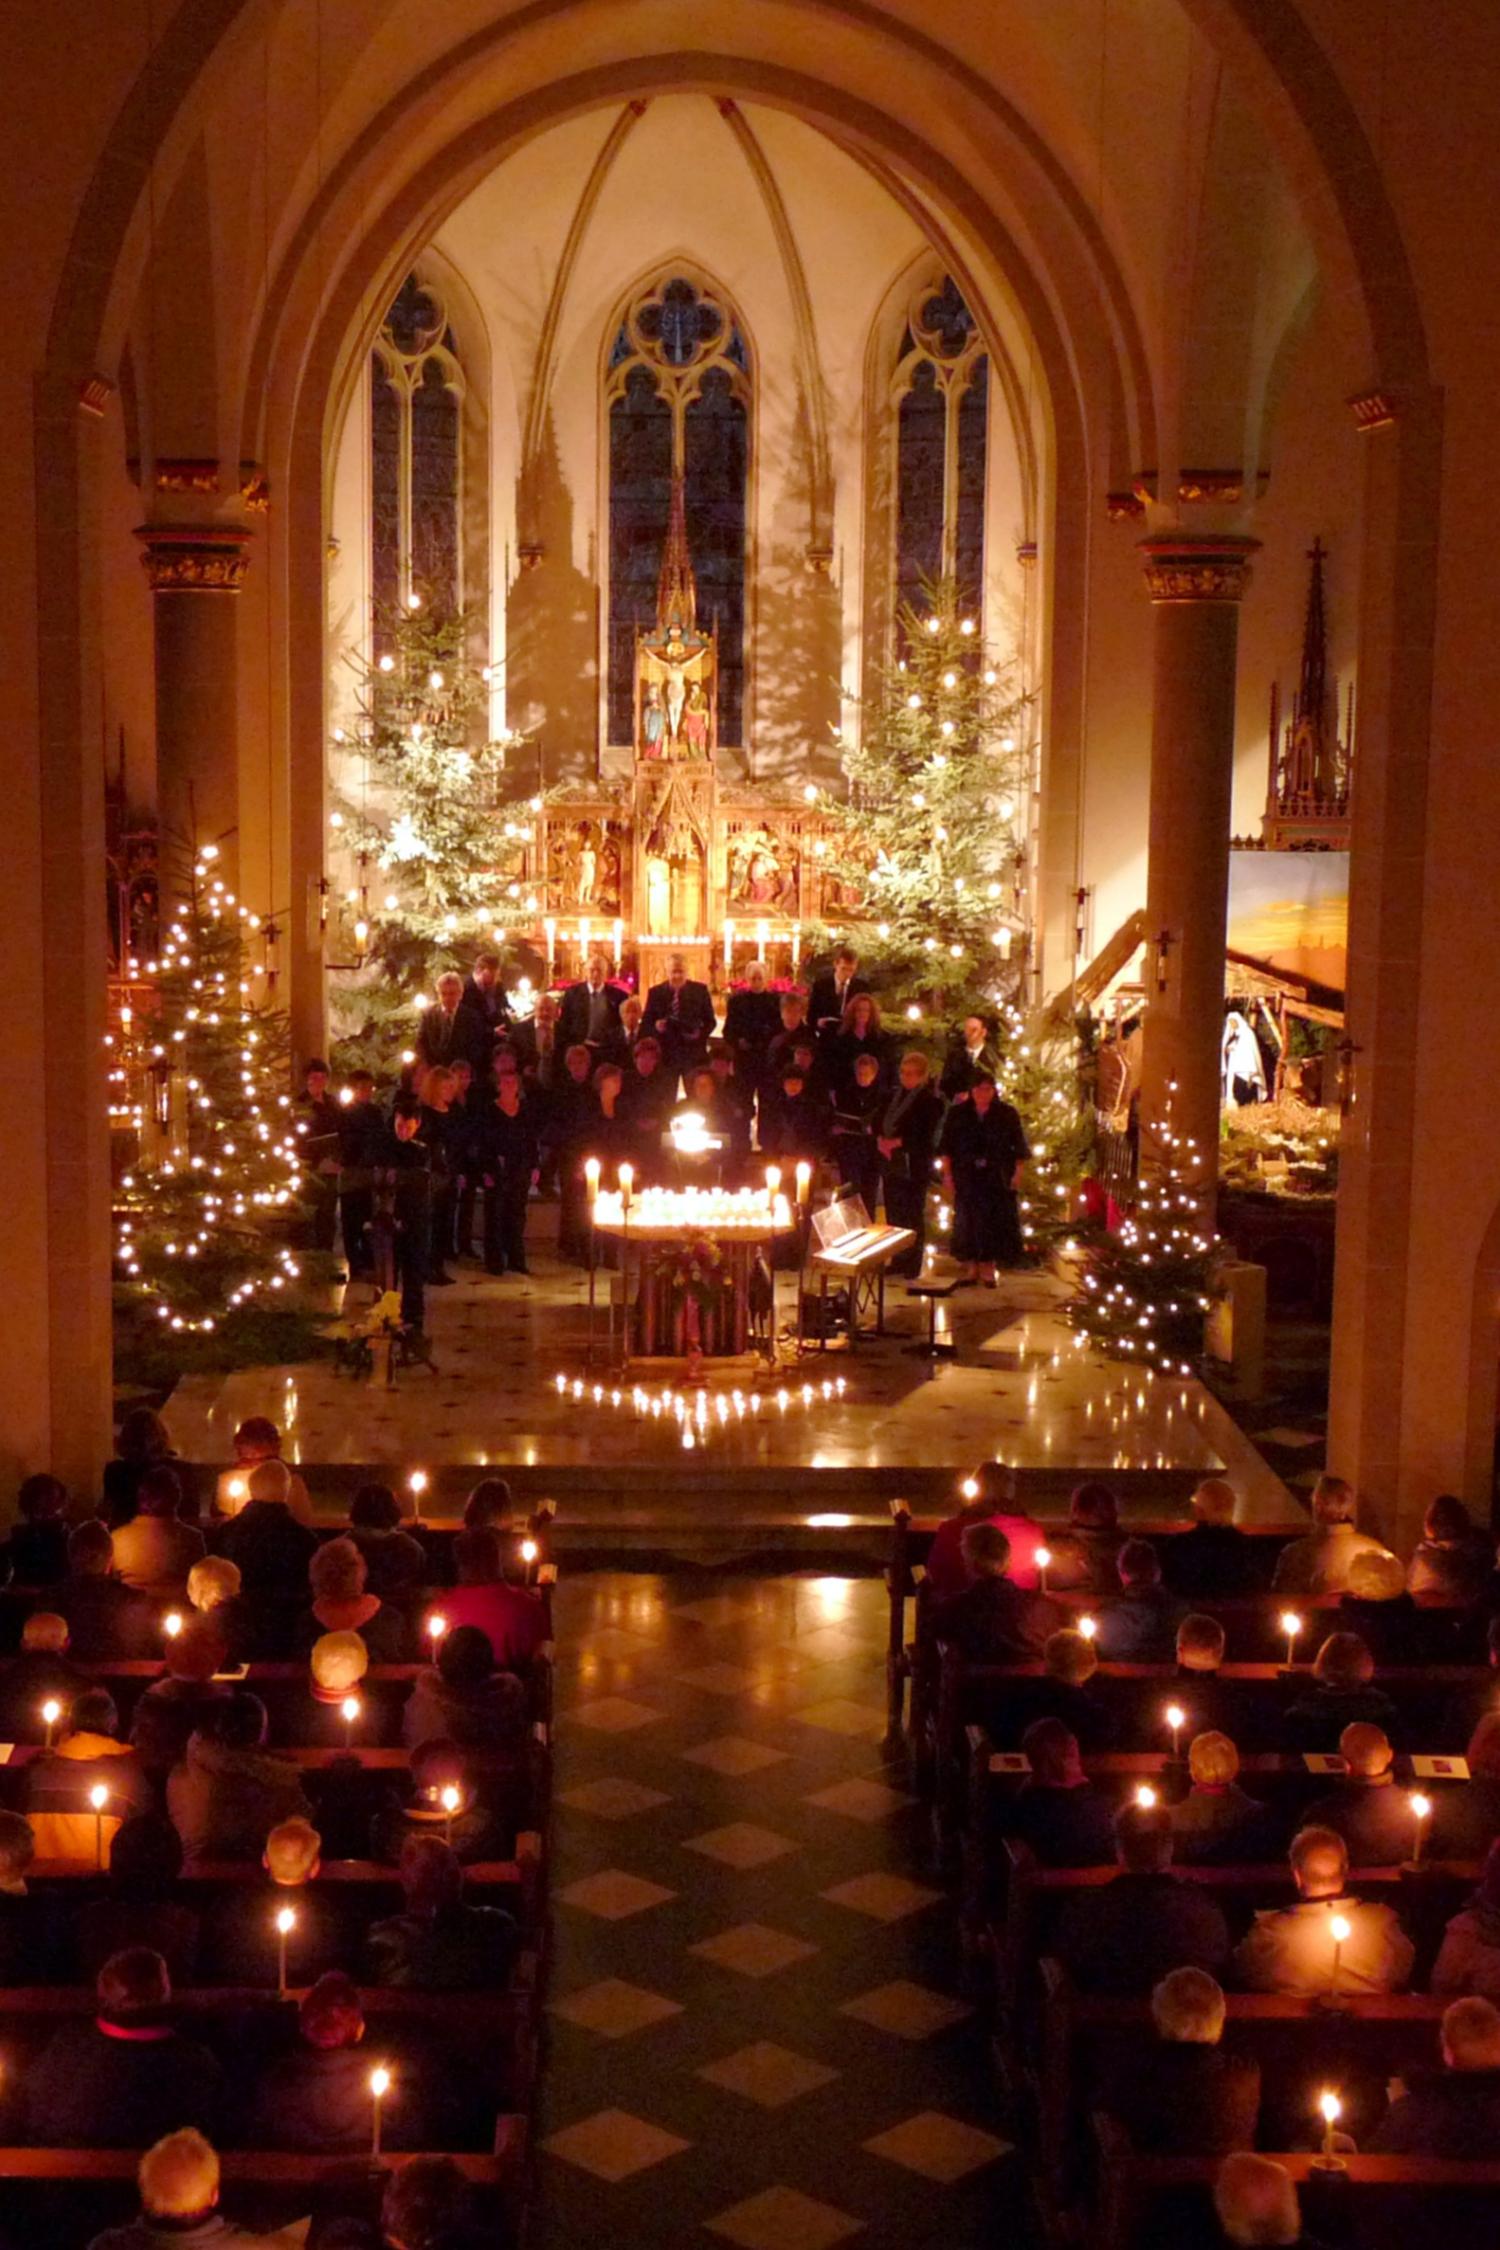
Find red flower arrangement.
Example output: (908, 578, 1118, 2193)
(660, 1231, 731, 1308)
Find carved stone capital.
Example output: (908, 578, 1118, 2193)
(1106, 490, 1146, 522)
(1139, 534, 1260, 605)
(134, 525, 252, 593)
(153, 459, 220, 495)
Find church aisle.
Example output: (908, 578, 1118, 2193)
(534, 1572, 1030, 2249)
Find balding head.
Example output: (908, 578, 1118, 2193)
(137, 2131, 220, 2224)
(246, 1458, 291, 1508)
(1215, 2153, 1302, 2248)
(1339, 1722, 1392, 1780)
(1152, 1966, 1226, 2045)
(1176, 1614, 1225, 1673)
(1189, 1730, 1240, 1788)
(1191, 1478, 1237, 1527)
(1346, 1548, 1406, 1601)
(1442, 1995, 1500, 2071)
(1313, 1631, 1374, 1691)
(1045, 1629, 1098, 1687)
(264, 1816, 322, 1887)
(1021, 1717, 1083, 1789)
(1290, 1824, 1349, 1900)
(1311, 1475, 1357, 1527)
(22, 1612, 68, 1654)
(960, 1521, 1011, 1579)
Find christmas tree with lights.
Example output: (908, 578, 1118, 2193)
(113, 845, 323, 1383)
(1065, 1092, 1219, 1374)
(817, 577, 1032, 1032)
(328, 602, 537, 1074)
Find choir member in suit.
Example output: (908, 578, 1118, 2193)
(556, 955, 624, 1053)
(643, 953, 717, 1079)
(723, 961, 784, 1083)
(808, 946, 870, 1040)
(940, 1012, 1004, 1098)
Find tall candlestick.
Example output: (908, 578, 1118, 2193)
(41, 1699, 60, 1750)
(341, 1695, 361, 1749)
(407, 1468, 428, 1522)
(584, 1157, 601, 1205)
(618, 1163, 634, 1211)
(1409, 1791, 1432, 1865)
(723, 918, 735, 976)
(765, 1165, 781, 1201)
(369, 2065, 391, 2156)
(1280, 1610, 1303, 1669)
(791, 921, 801, 973)
(1165, 1703, 1185, 1760)
(543, 917, 556, 979)
(89, 1783, 109, 1870)
(795, 1160, 812, 1208)
(612, 917, 622, 968)
(275, 1904, 296, 1997)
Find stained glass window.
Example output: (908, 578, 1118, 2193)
(892, 275, 988, 627)
(606, 275, 751, 746)
(370, 273, 465, 630)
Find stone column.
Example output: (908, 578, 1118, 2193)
(135, 524, 251, 877)
(1137, 536, 1258, 1196)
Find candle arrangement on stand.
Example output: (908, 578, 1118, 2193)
(592, 1178, 793, 1232)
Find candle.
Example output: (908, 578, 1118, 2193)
(756, 918, 769, 956)
(765, 1166, 782, 1201)
(612, 917, 622, 968)
(162, 1611, 184, 1641)
(1134, 1784, 1158, 1809)
(1077, 1615, 1097, 1642)
(1329, 1912, 1351, 1998)
(723, 918, 735, 975)
(369, 2064, 391, 2156)
(795, 1160, 811, 1208)
(425, 1614, 449, 1655)
(543, 917, 556, 980)
(407, 1468, 428, 1521)
(275, 1904, 296, 1996)
(791, 920, 801, 973)
(341, 1694, 361, 1749)
(584, 1157, 601, 1205)
(1409, 1791, 1432, 1865)
(89, 1783, 109, 1870)
(960, 1476, 980, 1501)
(618, 1163, 634, 1212)
(440, 1783, 462, 1848)
(41, 1699, 60, 1750)
(226, 1476, 247, 1509)
(1165, 1703, 1186, 1759)
(520, 1536, 539, 1580)
(1280, 1610, 1303, 1668)
(1035, 1545, 1052, 1595)
(1318, 2089, 1342, 2161)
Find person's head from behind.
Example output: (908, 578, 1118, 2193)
(400, 1833, 465, 1917)
(1117, 1536, 1162, 1590)
(1177, 1613, 1225, 1674)
(136, 2130, 222, 2226)
(310, 1630, 368, 1699)
(1340, 1721, 1392, 1781)
(68, 1520, 114, 1579)
(98, 1945, 170, 2026)
(165, 1613, 226, 1682)
(108, 1812, 182, 1894)
(437, 1623, 495, 1690)
(1191, 1477, 1238, 1527)
(1022, 1717, 1083, 1789)
(1189, 1730, 1240, 1790)
(1346, 1547, 1407, 1602)
(187, 1556, 240, 1616)
(1311, 1474, 1357, 1527)
(245, 1457, 292, 1510)
(310, 1535, 367, 1608)
(1313, 1631, 1374, 1692)
(136, 1464, 182, 1520)
(232, 1417, 281, 1466)
(22, 1611, 68, 1654)
(118, 1407, 170, 1465)
(1289, 1824, 1349, 1901)
(264, 1815, 322, 1888)
(455, 1526, 503, 1587)
(199, 1690, 267, 1753)
(300, 1970, 365, 2053)
(1045, 1628, 1098, 1688)
(464, 1476, 513, 1531)
(1152, 1965, 1226, 2047)
(970, 1459, 1015, 1509)
(1114, 1799, 1174, 1874)
(960, 1521, 1011, 1582)
(0, 1811, 35, 1894)
(382, 2156, 474, 2250)
(1215, 2153, 1302, 2248)
(18, 1472, 66, 1524)
(1069, 1481, 1118, 1533)
(1425, 1492, 1475, 1544)
(67, 1687, 121, 1742)
(411, 1736, 468, 1812)
(1442, 1994, 1500, 2072)
(350, 1481, 402, 1533)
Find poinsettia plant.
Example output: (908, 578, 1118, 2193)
(660, 1232, 731, 1308)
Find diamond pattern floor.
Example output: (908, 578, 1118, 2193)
(535, 1571, 1025, 2248)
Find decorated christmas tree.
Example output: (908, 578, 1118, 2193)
(1065, 1094, 1219, 1374)
(112, 845, 322, 1382)
(328, 602, 537, 1074)
(817, 577, 1032, 1031)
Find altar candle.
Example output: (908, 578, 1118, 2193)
(618, 1163, 634, 1212)
(1409, 1791, 1432, 1865)
(341, 1695, 361, 1748)
(585, 1157, 601, 1205)
(89, 1783, 109, 1869)
(440, 1783, 461, 1848)
(1318, 2090, 1342, 2160)
(765, 1166, 781, 1204)
(1329, 1912, 1351, 1997)
(275, 1904, 296, 1996)
(792, 921, 801, 972)
(1165, 1702, 1185, 1759)
(543, 917, 556, 977)
(407, 1468, 428, 1521)
(612, 917, 622, 967)
(369, 2065, 391, 2156)
(1280, 1610, 1303, 1668)
(756, 918, 770, 956)
(723, 918, 735, 974)
(795, 1160, 811, 1207)
(579, 917, 592, 963)
(41, 1699, 60, 1749)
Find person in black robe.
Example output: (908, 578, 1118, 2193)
(722, 962, 783, 1085)
(939, 1012, 1004, 1098)
(549, 1044, 601, 1262)
(618, 1037, 678, 1179)
(475, 1076, 540, 1276)
(826, 994, 893, 1099)
(374, 1099, 431, 1330)
(418, 1065, 464, 1284)
(940, 1072, 1029, 1281)
(829, 1050, 886, 1212)
(876, 1052, 945, 1278)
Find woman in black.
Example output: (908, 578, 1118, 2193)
(418, 1064, 462, 1284)
(476, 1072, 541, 1276)
(551, 1043, 601, 1264)
(876, 1052, 945, 1278)
(827, 993, 891, 1097)
(829, 1049, 886, 1212)
(940, 1073, 1030, 1282)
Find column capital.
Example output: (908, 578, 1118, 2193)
(1139, 534, 1260, 605)
(134, 523, 252, 594)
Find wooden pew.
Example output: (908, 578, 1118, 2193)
(40, 1657, 556, 1743)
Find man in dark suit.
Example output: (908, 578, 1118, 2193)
(1053, 1800, 1232, 1995)
(557, 955, 623, 1053)
(643, 953, 716, 1079)
(724, 961, 784, 1080)
(455, 952, 511, 1079)
(940, 1013, 1004, 1098)
(417, 972, 484, 1073)
(809, 945, 870, 1039)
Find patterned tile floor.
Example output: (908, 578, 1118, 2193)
(533, 1572, 1029, 2249)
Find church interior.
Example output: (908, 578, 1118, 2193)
(6, 2, 1500, 2245)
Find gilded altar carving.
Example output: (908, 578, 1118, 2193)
(154, 459, 221, 495)
(135, 527, 252, 593)
(1139, 536, 1259, 605)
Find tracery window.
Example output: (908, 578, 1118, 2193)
(371, 273, 465, 626)
(606, 275, 750, 745)
(893, 275, 988, 625)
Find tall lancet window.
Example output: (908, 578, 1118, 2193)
(371, 273, 465, 628)
(606, 275, 750, 745)
(893, 276, 988, 627)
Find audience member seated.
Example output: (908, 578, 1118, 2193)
(57, 1521, 158, 1658)
(347, 1481, 428, 1601)
(994, 1627, 1118, 1751)
(1098, 1967, 1261, 2155)
(214, 1416, 313, 1525)
(1094, 1537, 1186, 1663)
(1406, 1493, 1495, 1603)
(6, 1472, 70, 1586)
(110, 1466, 205, 1599)
(0, 1812, 36, 1981)
(996, 1718, 1115, 1866)
(1214, 2154, 1326, 2250)
(185, 1554, 253, 1663)
(1337, 1546, 1421, 1665)
(101, 1408, 177, 1531)
(440, 1529, 548, 1670)
(371, 1736, 511, 1866)
(1367, 1994, 1500, 2154)
(249, 1972, 424, 2152)
(1233, 1824, 1414, 1995)
(214, 1460, 318, 1604)
(75, 1814, 201, 1988)
(299, 1535, 411, 1661)
(1171, 1731, 1281, 1864)
(1448, 1617, 1500, 1753)
(294, 1628, 392, 1750)
(128, 1615, 231, 1776)
(1302, 1722, 1416, 1865)
(1166, 1479, 1267, 1599)
(1053, 1799, 1231, 1994)
(372, 2158, 485, 2250)
(166, 1691, 310, 1862)
(924, 1460, 1046, 1597)
(930, 1524, 1054, 1662)
(1271, 1474, 1397, 1596)
(402, 1624, 527, 1752)
(366, 1835, 517, 1988)
(1171, 1613, 1265, 1739)
(202, 1815, 348, 1985)
(1435, 1711, 1500, 1859)
(0, 1610, 88, 1742)
(1038, 1481, 1122, 1594)
(87, 2126, 288, 2250)
(25, 1688, 153, 1861)
(1432, 1837, 1500, 2001)
(1280, 1631, 1400, 1753)
(25, 1947, 222, 2147)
